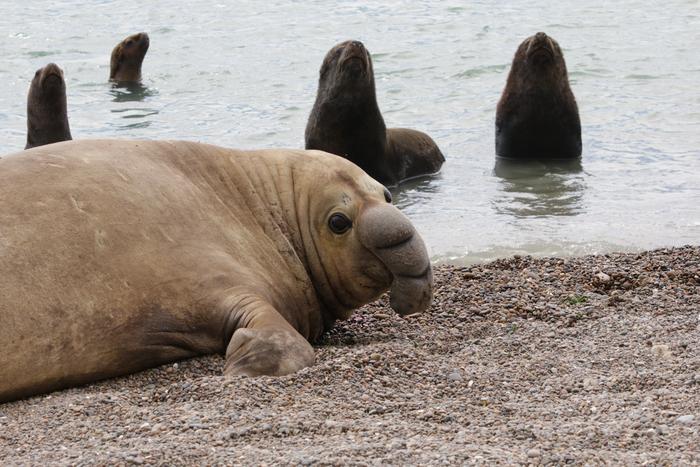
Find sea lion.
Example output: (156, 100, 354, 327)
(305, 40, 445, 186)
(25, 63, 72, 150)
(110, 32, 150, 82)
(495, 32, 582, 160)
(0, 139, 433, 403)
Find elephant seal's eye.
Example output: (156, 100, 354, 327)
(383, 187, 392, 203)
(328, 213, 352, 234)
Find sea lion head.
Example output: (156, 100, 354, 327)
(510, 32, 569, 87)
(110, 32, 150, 82)
(30, 62, 66, 101)
(297, 151, 433, 319)
(317, 40, 376, 100)
(25, 63, 71, 149)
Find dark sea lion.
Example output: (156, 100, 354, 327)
(495, 32, 582, 160)
(110, 32, 150, 82)
(0, 139, 433, 403)
(25, 63, 72, 150)
(305, 40, 445, 186)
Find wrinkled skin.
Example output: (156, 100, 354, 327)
(110, 32, 150, 82)
(25, 63, 72, 150)
(495, 32, 582, 160)
(305, 40, 445, 186)
(0, 139, 432, 402)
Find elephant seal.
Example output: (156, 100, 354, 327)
(0, 139, 433, 403)
(495, 32, 582, 160)
(110, 32, 150, 82)
(25, 63, 72, 150)
(305, 40, 445, 187)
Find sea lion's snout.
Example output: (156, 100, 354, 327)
(136, 32, 150, 49)
(125, 32, 149, 50)
(39, 63, 65, 89)
(339, 40, 368, 73)
(357, 204, 433, 317)
(527, 32, 555, 63)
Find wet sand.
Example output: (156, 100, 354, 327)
(1, 246, 698, 465)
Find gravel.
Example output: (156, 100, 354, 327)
(1, 246, 699, 465)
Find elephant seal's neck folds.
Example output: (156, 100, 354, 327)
(110, 32, 149, 82)
(495, 32, 582, 160)
(305, 40, 445, 186)
(25, 63, 72, 150)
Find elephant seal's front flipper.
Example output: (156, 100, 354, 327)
(220, 293, 314, 377)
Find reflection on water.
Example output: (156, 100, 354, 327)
(492, 158, 586, 218)
(109, 82, 159, 129)
(392, 173, 443, 210)
(109, 82, 157, 103)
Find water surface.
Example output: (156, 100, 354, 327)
(1, 0, 698, 264)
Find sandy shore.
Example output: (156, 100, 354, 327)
(1, 246, 698, 465)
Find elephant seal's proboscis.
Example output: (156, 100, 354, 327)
(0, 139, 433, 402)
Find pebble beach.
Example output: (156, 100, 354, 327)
(1, 246, 698, 465)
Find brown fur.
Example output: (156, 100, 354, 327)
(110, 32, 150, 82)
(25, 63, 72, 149)
(305, 40, 444, 186)
(496, 32, 581, 160)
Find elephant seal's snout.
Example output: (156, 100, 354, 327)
(358, 205, 433, 316)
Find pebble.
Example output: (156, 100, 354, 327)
(2, 247, 699, 465)
(651, 344, 672, 359)
(676, 415, 695, 425)
(594, 272, 611, 283)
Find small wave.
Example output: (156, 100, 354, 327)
(453, 64, 507, 79)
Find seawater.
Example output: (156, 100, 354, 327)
(1, 0, 698, 264)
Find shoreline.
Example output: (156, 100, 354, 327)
(1, 246, 698, 464)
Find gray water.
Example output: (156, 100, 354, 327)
(1, 1, 699, 264)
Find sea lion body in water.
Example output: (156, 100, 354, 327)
(110, 32, 150, 82)
(25, 63, 72, 150)
(305, 40, 444, 186)
(496, 32, 582, 160)
(0, 139, 433, 402)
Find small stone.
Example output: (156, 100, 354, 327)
(676, 415, 695, 425)
(151, 423, 165, 433)
(656, 424, 669, 435)
(369, 353, 381, 361)
(582, 377, 599, 391)
(651, 344, 672, 359)
(527, 448, 541, 458)
(594, 272, 611, 283)
(447, 370, 462, 382)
